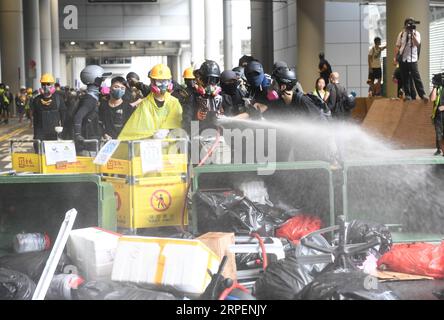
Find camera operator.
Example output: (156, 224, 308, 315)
(393, 17, 428, 102)
(430, 73, 444, 156)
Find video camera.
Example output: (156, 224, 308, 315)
(432, 72, 444, 87)
(405, 18, 420, 31)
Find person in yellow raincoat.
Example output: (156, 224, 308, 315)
(118, 64, 183, 141)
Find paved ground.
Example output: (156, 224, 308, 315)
(0, 117, 33, 171)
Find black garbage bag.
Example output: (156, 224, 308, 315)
(346, 220, 393, 264)
(254, 234, 331, 299)
(0, 267, 36, 300)
(254, 255, 313, 300)
(104, 287, 178, 300)
(194, 190, 294, 236)
(75, 281, 179, 300)
(74, 280, 117, 300)
(296, 269, 399, 300)
(0, 251, 71, 283)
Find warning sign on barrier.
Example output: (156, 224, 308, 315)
(150, 189, 172, 212)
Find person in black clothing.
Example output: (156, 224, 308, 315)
(326, 72, 356, 120)
(220, 70, 247, 116)
(99, 77, 134, 140)
(244, 60, 271, 108)
(318, 52, 333, 86)
(261, 67, 324, 162)
(125, 71, 150, 103)
(74, 65, 111, 154)
(32, 74, 67, 151)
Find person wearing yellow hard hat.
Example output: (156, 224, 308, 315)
(171, 66, 197, 106)
(118, 63, 183, 141)
(31, 73, 67, 150)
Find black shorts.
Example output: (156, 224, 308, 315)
(370, 68, 382, 80)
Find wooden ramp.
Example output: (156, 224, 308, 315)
(361, 98, 435, 148)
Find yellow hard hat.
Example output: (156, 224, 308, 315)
(40, 73, 55, 84)
(183, 67, 195, 80)
(27, 88, 33, 94)
(149, 64, 172, 80)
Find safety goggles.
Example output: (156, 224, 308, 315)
(154, 80, 171, 87)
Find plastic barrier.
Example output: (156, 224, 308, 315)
(342, 157, 444, 243)
(101, 139, 189, 231)
(191, 161, 335, 235)
(10, 139, 100, 175)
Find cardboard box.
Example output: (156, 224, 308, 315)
(197, 232, 237, 281)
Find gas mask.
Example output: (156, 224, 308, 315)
(151, 79, 173, 95)
(39, 84, 56, 96)
(196, 76, 221, 98)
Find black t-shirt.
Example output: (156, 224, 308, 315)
(154, 98, 165, 108)
(99, 99, 134, 139)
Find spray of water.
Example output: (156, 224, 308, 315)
(217, 116, 444, 238)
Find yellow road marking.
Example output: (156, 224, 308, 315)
(0, 127, 29, 143)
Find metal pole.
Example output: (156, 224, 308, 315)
(223, 0, 233, 70)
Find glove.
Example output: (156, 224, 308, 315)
(153, 129, 169, 140)
(75, 134, 85, 143)
(197, 110, 207, 121)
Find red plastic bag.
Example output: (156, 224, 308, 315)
(276, 214, 322, 243)
(377, 242, 444, 279)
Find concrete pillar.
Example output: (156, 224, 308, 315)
(60, 53, 67, 86)
(250, 0, 274, 73)
(39, 0, 52, 75)
(180, 48, 192, 81)
(167, 55, 180, 84)
(204, 0, 221, 62)
(50, 0, 60, 82)
(0, 0, 26, 94)
(72, 57, 86, 89)
(386, 0, 430, 98)
(190, 0, 205, 68)
(223, 0, 233, 70)
(23, 0, 42, 90)
(297, 0, 325, 92)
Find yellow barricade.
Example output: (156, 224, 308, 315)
(41, 156, 99, 174)
(12, 153, 41, 173)
(106, 176, 188, 229)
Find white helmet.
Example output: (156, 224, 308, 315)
(80, 65, 112, 86)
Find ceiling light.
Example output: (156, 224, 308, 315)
(99, 41, 105, 45)
(130, 41, 135, 45)
(158, 41, 163, 45)
(70, 41, 76, 45)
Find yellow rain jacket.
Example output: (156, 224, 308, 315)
(118, 92, 183, 141)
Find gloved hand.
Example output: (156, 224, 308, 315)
(197, 110, 207, 121)
(153, 129, 170, 140)
(75, 134, 85, 143)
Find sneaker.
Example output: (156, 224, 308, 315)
(434, 149, 441, 156)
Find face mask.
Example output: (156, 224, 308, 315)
(185, 79, 196, 90)
(111, 88, 125, 99)
(151, 80, 173, 94)
(197, 84, 221, 97)
(221, 82, 238, 95)
(267, 90, 280, 101)
(39, 85, 55, 96)
(247, 73, 265, 88)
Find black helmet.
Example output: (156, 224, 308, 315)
(232, 66, 246, 82)
(126, 72, 140, 81)
(239, 55, 255, 67)
(199, 60, 221, 78)
(245, 61, 264, 76)
(220, 70, 238, 83)
(273, 61, 288, 72)
(273, 67, 297, 88)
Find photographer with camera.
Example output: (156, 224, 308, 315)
(393, 17, 428, 102)
(430, 73, 444, 156)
